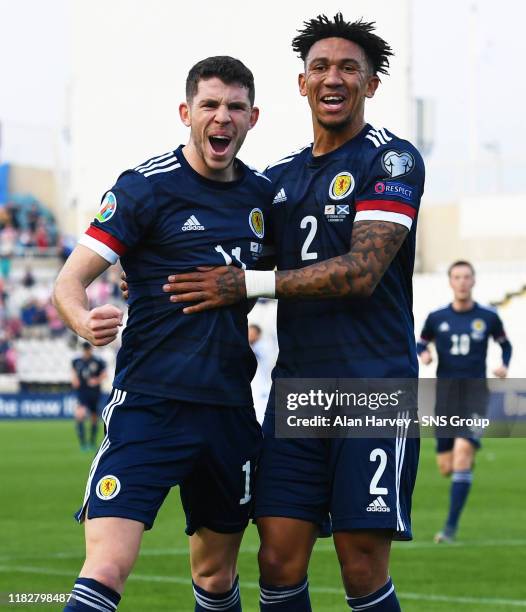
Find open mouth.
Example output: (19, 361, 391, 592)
(209, 135, 232, 154)
(320, 95, 346, 109)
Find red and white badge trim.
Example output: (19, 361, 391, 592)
(78, 226, 127, 264)
(355, 199, 416, 230)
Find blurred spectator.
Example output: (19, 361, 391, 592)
(5, 201, 21, 230)
(35, 221, 50, 251)
(5, 345, 16, 373)
(20, 298, 38, 327)
(0, 221, 17, 279)
(88, 275, 111, 307)
(27, 203, 41, 233)
(59, 234, 76, 263)
(20, 298, 47, 338)
(0, 207, 9, 228)
(18, 228, 34, 249)
(46, 299, 66, 337)
(5, 317, 23, 340)
(0, 277, 7, 303)
(0, 330, 16, 374)
(22, 266, 36, 288)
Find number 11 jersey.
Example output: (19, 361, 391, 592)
(79, 145, 274, 406)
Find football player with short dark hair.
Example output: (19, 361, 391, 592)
(55, 56, 273, 612)
(418, 260, 512, 543)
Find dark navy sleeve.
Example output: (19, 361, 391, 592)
(416, 313, 434, 354)
(491, 313, 512, 366)
(355, 142, 425, 231)
(78, 171, 156, 264)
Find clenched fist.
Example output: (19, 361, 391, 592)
(77, 304, 123, 346)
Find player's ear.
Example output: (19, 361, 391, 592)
(298, 73, 307, 97)
(248, 106, 259, 130)
(179, 101, 191, 127)
(365, 74, 380, 99)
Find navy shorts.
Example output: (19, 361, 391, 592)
(436, 436, 481, 452)
(435, 378, 487, 452)
(77, 391, 100, 414)
(75, 388, 262, 533)
(254, 411, 419, 540)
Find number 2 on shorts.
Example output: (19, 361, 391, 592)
(369, 448, 388, 495)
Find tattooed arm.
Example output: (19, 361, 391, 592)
(163, 220, 407, 313)
(275, 220, 408, 299)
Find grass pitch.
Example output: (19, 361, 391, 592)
(0, 421, 525, 611)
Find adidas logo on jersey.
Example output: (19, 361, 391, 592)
(366, 496, 391, 512)
(273, 188, 287, 204)
(182, 215, 205, 231)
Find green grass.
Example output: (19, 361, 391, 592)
(0, 421, 525, 611)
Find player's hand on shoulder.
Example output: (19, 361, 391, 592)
(163, 266, 246, 314)
(493, 365, 508, 378)
(420, 349, 433, 365)
(120, 271, 129, 301)
(78, 304, 123, 346)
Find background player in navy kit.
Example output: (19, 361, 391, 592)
(53, 57, 273, 612)
(71, 341, 107, 451)
(164, 15, 424, 612)
(417, 260, 512, 543)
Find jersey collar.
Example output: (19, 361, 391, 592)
(176, 145, 247, 190)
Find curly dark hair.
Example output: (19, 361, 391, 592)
(292, 13, 393, 75)
(186, 56, 255, 105)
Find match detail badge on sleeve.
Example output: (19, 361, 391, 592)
(96, 192, 118, 223)
(249, 208, 265, 238)
(381, 151, 414, 178)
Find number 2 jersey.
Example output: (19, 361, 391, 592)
(265, 124, 425, 382)
(417, 303, 512, 378)
(79, 145, 274, 406)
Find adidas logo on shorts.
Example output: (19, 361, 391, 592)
(182, 215, 205, 231)
(366, 496, 391, 512)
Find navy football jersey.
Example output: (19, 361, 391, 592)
(79, 146, 274, 406)
(72, 356, 106, 393)
(417, 303, 512, 378)
(265, 124, 425, 380)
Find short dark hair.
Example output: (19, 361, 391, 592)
(448, 260, 475, 277)
(81, 341, 92, 350)
(292, 13, 393, 76)
(186, 56, 255, 105)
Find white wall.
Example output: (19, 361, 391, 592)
(459, 194, 526, 239)
(70, 0, 412, 232)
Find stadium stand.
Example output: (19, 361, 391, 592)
(0, 181, 121, 394)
